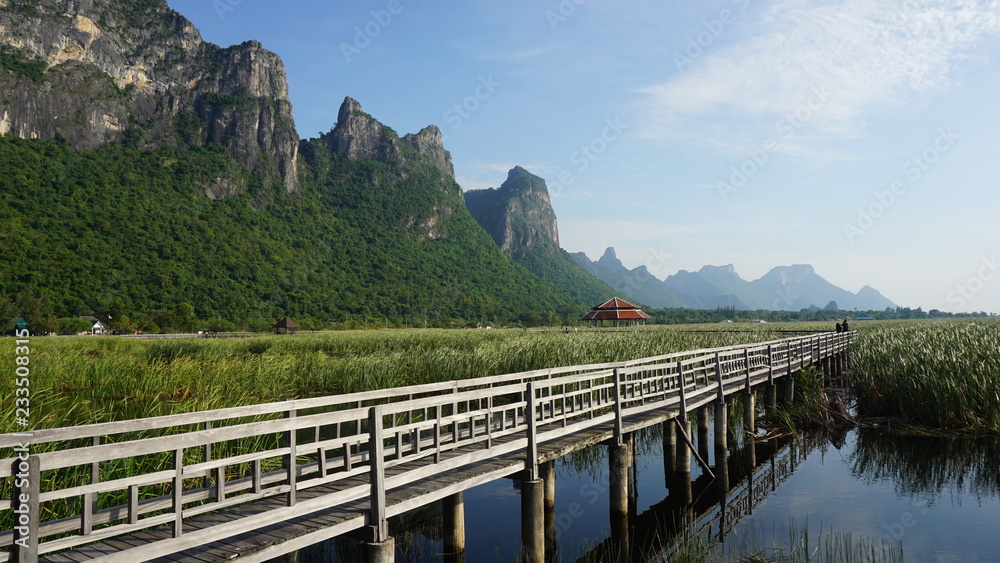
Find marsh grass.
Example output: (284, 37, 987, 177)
(850, 319, 1000, 432)
(3, 325, 814, 432)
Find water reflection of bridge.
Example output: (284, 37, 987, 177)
(573, 431, 815, 562)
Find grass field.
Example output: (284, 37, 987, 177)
(5, 318, 998, 433)
(3, 324, 818, 432)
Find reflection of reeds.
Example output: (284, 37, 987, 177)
(850, 430, 1000, 501)
(573, 514, 904, 562)
(851, 319, 1000, 431)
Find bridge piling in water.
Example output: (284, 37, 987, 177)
(662, 418, 676, 480)
(697, 407, 710, 462)
(541, 460, 556, 560)
(442, 492, 465, 560)
(520, 479, 544, 563)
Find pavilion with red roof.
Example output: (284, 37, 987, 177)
(581, 297, 651, 327)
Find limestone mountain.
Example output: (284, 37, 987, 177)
(577, 249, 896, 311)
(751, 265, 896, 311)
(571, 248, 690, 308)
(0, 0, 299, 195)
(465, 167, 618, 304)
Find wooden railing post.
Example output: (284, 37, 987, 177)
(172, 448, 184, 538)
(526, 382, 539, 481)
(676, 361, 688, 417)
(284, 409, 297, 507)
(767, 345, 774, 385)
(612, 369, 624, 446)
(369, 406, 388, 543)
(743, 349, 751, 391)
(82, 436, 99, 535)
(714, 353, 724, 402)
(12, 455, 39, 563)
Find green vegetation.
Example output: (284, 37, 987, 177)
(0, 46, 48, 82)
(0, 136, 585, 328)
(0, 326, 794, 432)
(850, 319, 1000, 432)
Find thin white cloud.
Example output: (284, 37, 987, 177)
(638, 0, 1000, 140)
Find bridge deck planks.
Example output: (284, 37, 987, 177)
(39, 399, 690, 562)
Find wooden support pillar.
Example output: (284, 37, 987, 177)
(714, 443, 729, 493)
(521, 479, 544, 563)
(365, 538, 395, 563)
(696, 407, 710, 463)
(714, 400, 728, 450)
(541, 460, 556, 558)
(609, 440, 631, 518)
(744, 440, 757, 473)
(782, 375, 795, 403)
(662, 419, 676, 479)
(743, 390, 756, 436)
(675, 417, 691, 475)
(443, 492, 465, 559)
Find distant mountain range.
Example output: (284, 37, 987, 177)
(572, 248, 896, 312)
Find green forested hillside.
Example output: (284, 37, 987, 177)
(0, 136, 582, 331)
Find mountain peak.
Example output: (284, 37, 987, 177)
(328, 97, 404, 166)
(464, 166, 559, 252)
(598, 247, 620, 265)
(402, 124, 455, 181)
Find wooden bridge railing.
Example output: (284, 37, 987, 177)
(1, 331, 855, 561)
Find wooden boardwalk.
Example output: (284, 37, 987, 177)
(1, 332, 854, 562)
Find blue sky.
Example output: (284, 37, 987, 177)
(166, 0, 1000, 313)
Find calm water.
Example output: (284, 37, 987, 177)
(304, 424, 1000, 561)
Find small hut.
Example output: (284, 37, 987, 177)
(5, 318, 28, 337)
(272, 317, 300, 335)
(581, 297, 651, 327)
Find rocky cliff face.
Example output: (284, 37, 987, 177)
(320, 97, 456, 185)
(464, 166, 559, 254)
(301, 97, 460, 242)
(465, 167, 617, 304)
(0, 0, 299, 194)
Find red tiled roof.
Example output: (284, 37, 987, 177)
(582, 310, 651, 321)
(591, 297, 642, 310)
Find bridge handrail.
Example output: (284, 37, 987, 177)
(1, 331, 856, 560)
